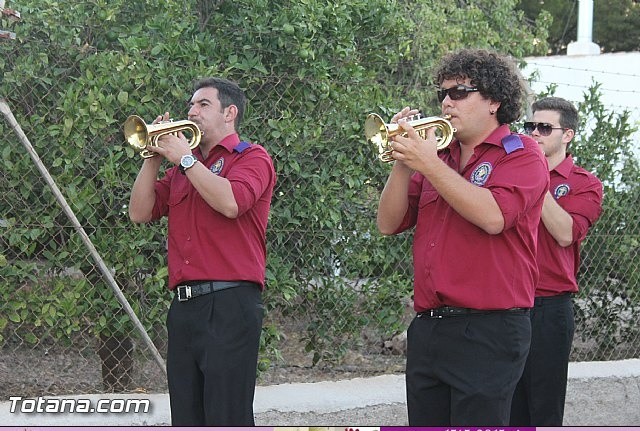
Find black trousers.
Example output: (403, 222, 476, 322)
(510, 293, 575, 426)
(406, 311, 531, 426)
(166, 283, 264, 426)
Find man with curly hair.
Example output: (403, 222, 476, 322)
(376, 48, 549, 425)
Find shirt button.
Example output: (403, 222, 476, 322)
(185, 260, 190, 265)
(430, 242, 436, 247)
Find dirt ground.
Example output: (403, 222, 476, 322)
(2, 315, 634, 400)
(0, 329, 407, 399)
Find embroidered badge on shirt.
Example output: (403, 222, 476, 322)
(470, 162, 493, 186)
(554, 184, 570, 199)
(210, 157, 224, 175)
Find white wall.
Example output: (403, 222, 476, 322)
(522, 52, 640, 156)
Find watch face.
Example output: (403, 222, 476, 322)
(181, 154, 196, 168)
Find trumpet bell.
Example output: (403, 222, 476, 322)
(365, 113, 456, 163)
(123, 115, 148, 152)
(123, 115, 203, 159)
(365, 113, 393, 162)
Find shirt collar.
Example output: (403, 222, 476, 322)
(552, 154, 575, 178)
(198, 133, 241, 159)
(449, 124, 513, 158)
(218, 133, 241, 152)
(483, 124, 514, 147)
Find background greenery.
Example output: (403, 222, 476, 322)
(1, 0, 638, 394)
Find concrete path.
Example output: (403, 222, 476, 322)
(2, 359, 639, 426)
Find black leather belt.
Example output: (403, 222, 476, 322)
(417, 306, 529, 319)
(534, 292, 572, 306)
(175, 281, 258, 302)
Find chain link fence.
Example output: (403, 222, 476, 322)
(2, 35, 639, 398)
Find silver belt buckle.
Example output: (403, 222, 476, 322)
(177, 285, 192, 302)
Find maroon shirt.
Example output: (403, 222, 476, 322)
(151, 133, 276, 290)
(536, 155, 603, 297)
(394, 125, 549, 311)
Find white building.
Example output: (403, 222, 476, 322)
(521, 0, 640, 157)
(522, 52, 640, 150)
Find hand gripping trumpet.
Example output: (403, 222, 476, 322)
(123, 115, 202, 159)
(364, 113, 455, 162)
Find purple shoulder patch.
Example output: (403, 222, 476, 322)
(234, 141, 251, 153)
(502, 134, 524, 154)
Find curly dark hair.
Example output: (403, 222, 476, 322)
(434, 48, 525, 125)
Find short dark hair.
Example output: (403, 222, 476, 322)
(531, 96, 579, 131)
(434, 48, 525, 125)
(193, 77, 247, 129)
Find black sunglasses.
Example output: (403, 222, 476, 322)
(523, 122, 567, 136)
(437, 84, 479, 103)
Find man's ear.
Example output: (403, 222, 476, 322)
(489, 100, 501, 116)
(563, 128, 575, 144)
(225, 105, 238, 124)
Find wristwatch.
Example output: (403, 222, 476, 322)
(179, 154, 197, 174)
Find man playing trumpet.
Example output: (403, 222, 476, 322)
(376, 48, 549, 426)
(128, 77, 276, 426)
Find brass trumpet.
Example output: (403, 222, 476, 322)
(123, 115, 202, 159)
(365, 113, 456, 163)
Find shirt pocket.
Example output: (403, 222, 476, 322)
(168, 190, 188, 207)
(168, 175, 191, 207)
(418, 189, 439, 208)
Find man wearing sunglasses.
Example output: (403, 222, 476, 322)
(510, 97, 603, 426)
(376, 48, 549, 426)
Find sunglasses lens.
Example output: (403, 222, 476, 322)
(448, 88, 467, 101)
(524, 122, 555, 136)
(538, 124, 553, 136)
(524, 122, 535, 134)
(437, 86, 476, 103)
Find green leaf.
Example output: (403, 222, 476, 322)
(117, 91, 128, 105)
